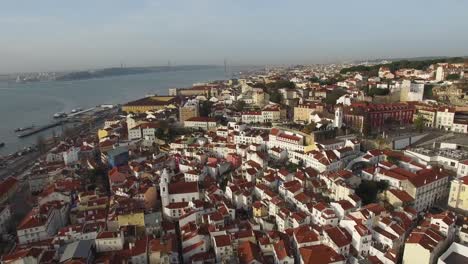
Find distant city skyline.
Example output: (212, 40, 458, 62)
(1, 0, 468, 74)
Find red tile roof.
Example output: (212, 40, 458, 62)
(324, 226, 351, 248)
(1, 248, 44, 262)
(238, 241, 263, 264)
(214, 234, 231, 247)
(299, 245, 345, 264)
(406, 227, 444, 251)
(0, 177, 18, 196)
(388, 189, 414, 203)
(186, 117, 216, 122)
(168, 181, 198, 194)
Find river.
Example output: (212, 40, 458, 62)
(0, 66, 240, 155)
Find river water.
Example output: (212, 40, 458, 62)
(0, 66, 236, 155)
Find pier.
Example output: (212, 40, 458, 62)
(17, 121, 64, 138)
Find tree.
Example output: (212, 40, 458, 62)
(302, 122, 316, 134)
(414, 114, 425, 133)
(340, 57, 464, 75)
(387, 156, 399, 165)
(368, 88, 390, 97)
(375, 136, 388, 150)
(199, 101, 214, 117)
(234, 100, 246, 111)
(355, 180, 389, 205)
(423, 84, 434, 99)
(446, 73, 460, 80)
(308, 77, 320, 83)
(324, 88, 347, 105)
(269, 92, 283, 104)
(355, 181, 379, 205)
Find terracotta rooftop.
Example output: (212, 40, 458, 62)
(299, 245, 345, 264)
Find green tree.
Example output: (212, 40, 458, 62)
(302, 122, 316, 134)
(234, 100, 246, 111)
(423, 85, 434, 99)
(324, 89, 347, 105)
(308, 77, 320, 83)
(386, 156, 399, 165)
(269, 92, 283, 104)
(355, 180, 389, 205)
(446, 73, 460, 80)
(200, 101, 214, 117)
(414, 114, 425, 133)
(368, 88, 390, 97)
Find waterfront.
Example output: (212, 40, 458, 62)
(0, 66, 234, 155)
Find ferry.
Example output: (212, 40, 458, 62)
(53, 112, 67, 118)
(14, 125, 35, 133)
(71, 108, 82, 113)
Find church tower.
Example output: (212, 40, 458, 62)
(334, 106, 343, 128)
(160, 168, 170, 207)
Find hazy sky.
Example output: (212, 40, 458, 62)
(1, 0, 468, 73)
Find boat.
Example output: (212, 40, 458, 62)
(14, 125, 35, 133)
(71, 108, 83, 113)
(0, 142, 4, 148)
(53, 112, 67, 118)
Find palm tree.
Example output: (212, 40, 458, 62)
(375, 136, 388, 150)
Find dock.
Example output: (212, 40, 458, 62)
(16, 107, 100, 138)
(17, 121, 64, 138)
(66, 107, 95, 118)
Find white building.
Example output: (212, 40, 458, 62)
(436, 108, 455, 130)
(63, 146, 80, 166)
(95, 231, 125, 252)
(438, 242, 468, 264)
(17, 203, 68, 245)
(184, 117, 217, 130)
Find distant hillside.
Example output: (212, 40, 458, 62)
(56, 65, 220, 81)
(341, 57, 465, 75)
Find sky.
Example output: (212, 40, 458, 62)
(1, 0, 468, 73)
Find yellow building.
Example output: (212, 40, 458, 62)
(385, 189, 414, 208)
(122, 96, 178, 113)
(117, 210, 145, 228)
(179, 104, 199, 123)
(98, 129, 109, 140)
(252, 201, 268, 218)
(293, 103, 324, 123)
(414, 105, 437, 127)
(448, 176, 468, 212)
(78, 196, 109, 212)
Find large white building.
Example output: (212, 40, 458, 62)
(17, 202, 68, 245)
(400, 80, 424, 102)
(436, 107, 455, 130)
(160, 169, 200, 219)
